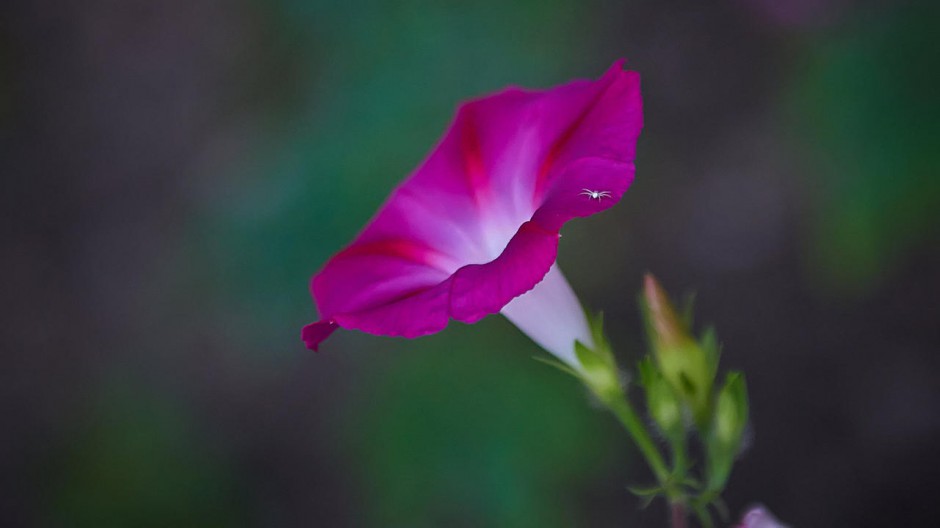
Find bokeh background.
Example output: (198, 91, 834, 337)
(3, 0, 938, 526)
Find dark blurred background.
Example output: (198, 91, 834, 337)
(2, 0, 938, 526)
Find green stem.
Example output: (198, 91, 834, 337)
(603, 394, 670, 485)
(670, 428, 688, 482)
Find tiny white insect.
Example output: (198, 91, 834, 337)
(580, 188, 612, 200)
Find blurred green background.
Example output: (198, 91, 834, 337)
(2, 0, 938, 526)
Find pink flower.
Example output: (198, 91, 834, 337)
(734, 506, 789, 528)
(303, 60, 642, 367)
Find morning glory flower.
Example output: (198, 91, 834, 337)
(734, 506, 789, 528)
(303, 60, 642, 369)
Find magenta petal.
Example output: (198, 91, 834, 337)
(333, 279, 452, 339)
(532, 156, 636, 231)
(543, 66, 642, 172)
(450, 221, 559, 323)
(303, 60, 642, 351)
(323, 221, 558, 340)
(301, 320, 338, 352)
(312, 238, 451, 318)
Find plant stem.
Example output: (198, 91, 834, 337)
(603, 394, 670, 485)
(670, 429, 688, 480)
(670, 501, 688, 528)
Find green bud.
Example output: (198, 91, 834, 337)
(715, 373, 747, 445)
(640, 274, 715, 427)
(638, 358, 683, 439)
(706, 372, 749, 491)
(642, 274, 691, 350)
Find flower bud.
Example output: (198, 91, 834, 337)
(638, 358, 683, 439)
(715, 372, 748, 446)
(642, 274, 692, 350)
(706, 372, 749, 490)
(640, 274, 715, 427)
(734, 505, 789, 528)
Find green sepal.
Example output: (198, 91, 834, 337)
(690, 491, 728, 528)
(531, 355, 580, 379)
(711, 496, 730, 522)
(627, 484, 664, 497)
(627, 484, 665, 508)
(584, 310, 614, 363)
(574, 339, 622, 403)
(588, 310, 605, 339)
(637, 357, 655, 388)
(698, 325, 721, 379)
(680, 291, 697, 328)
(574, 340, 606, 372)
(692, 502, 714, 528)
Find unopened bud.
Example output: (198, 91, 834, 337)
(715, 373, 748, 446)
(734, 505, 789, 528)
(707, 372, 749, 490)
(642, 274, 692, 350)
(640, 274, 714, 426)
(638, 358, 682, 438)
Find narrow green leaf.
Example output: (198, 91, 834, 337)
(699, 326, 721, 376)
(693, 503, 714, 528)
(626, 485, 664, 497)
(680, 291, 697, 327)
(637, 357, 656, 388)
(711, 496, 730, 522)
(531, 355, 580, 379)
